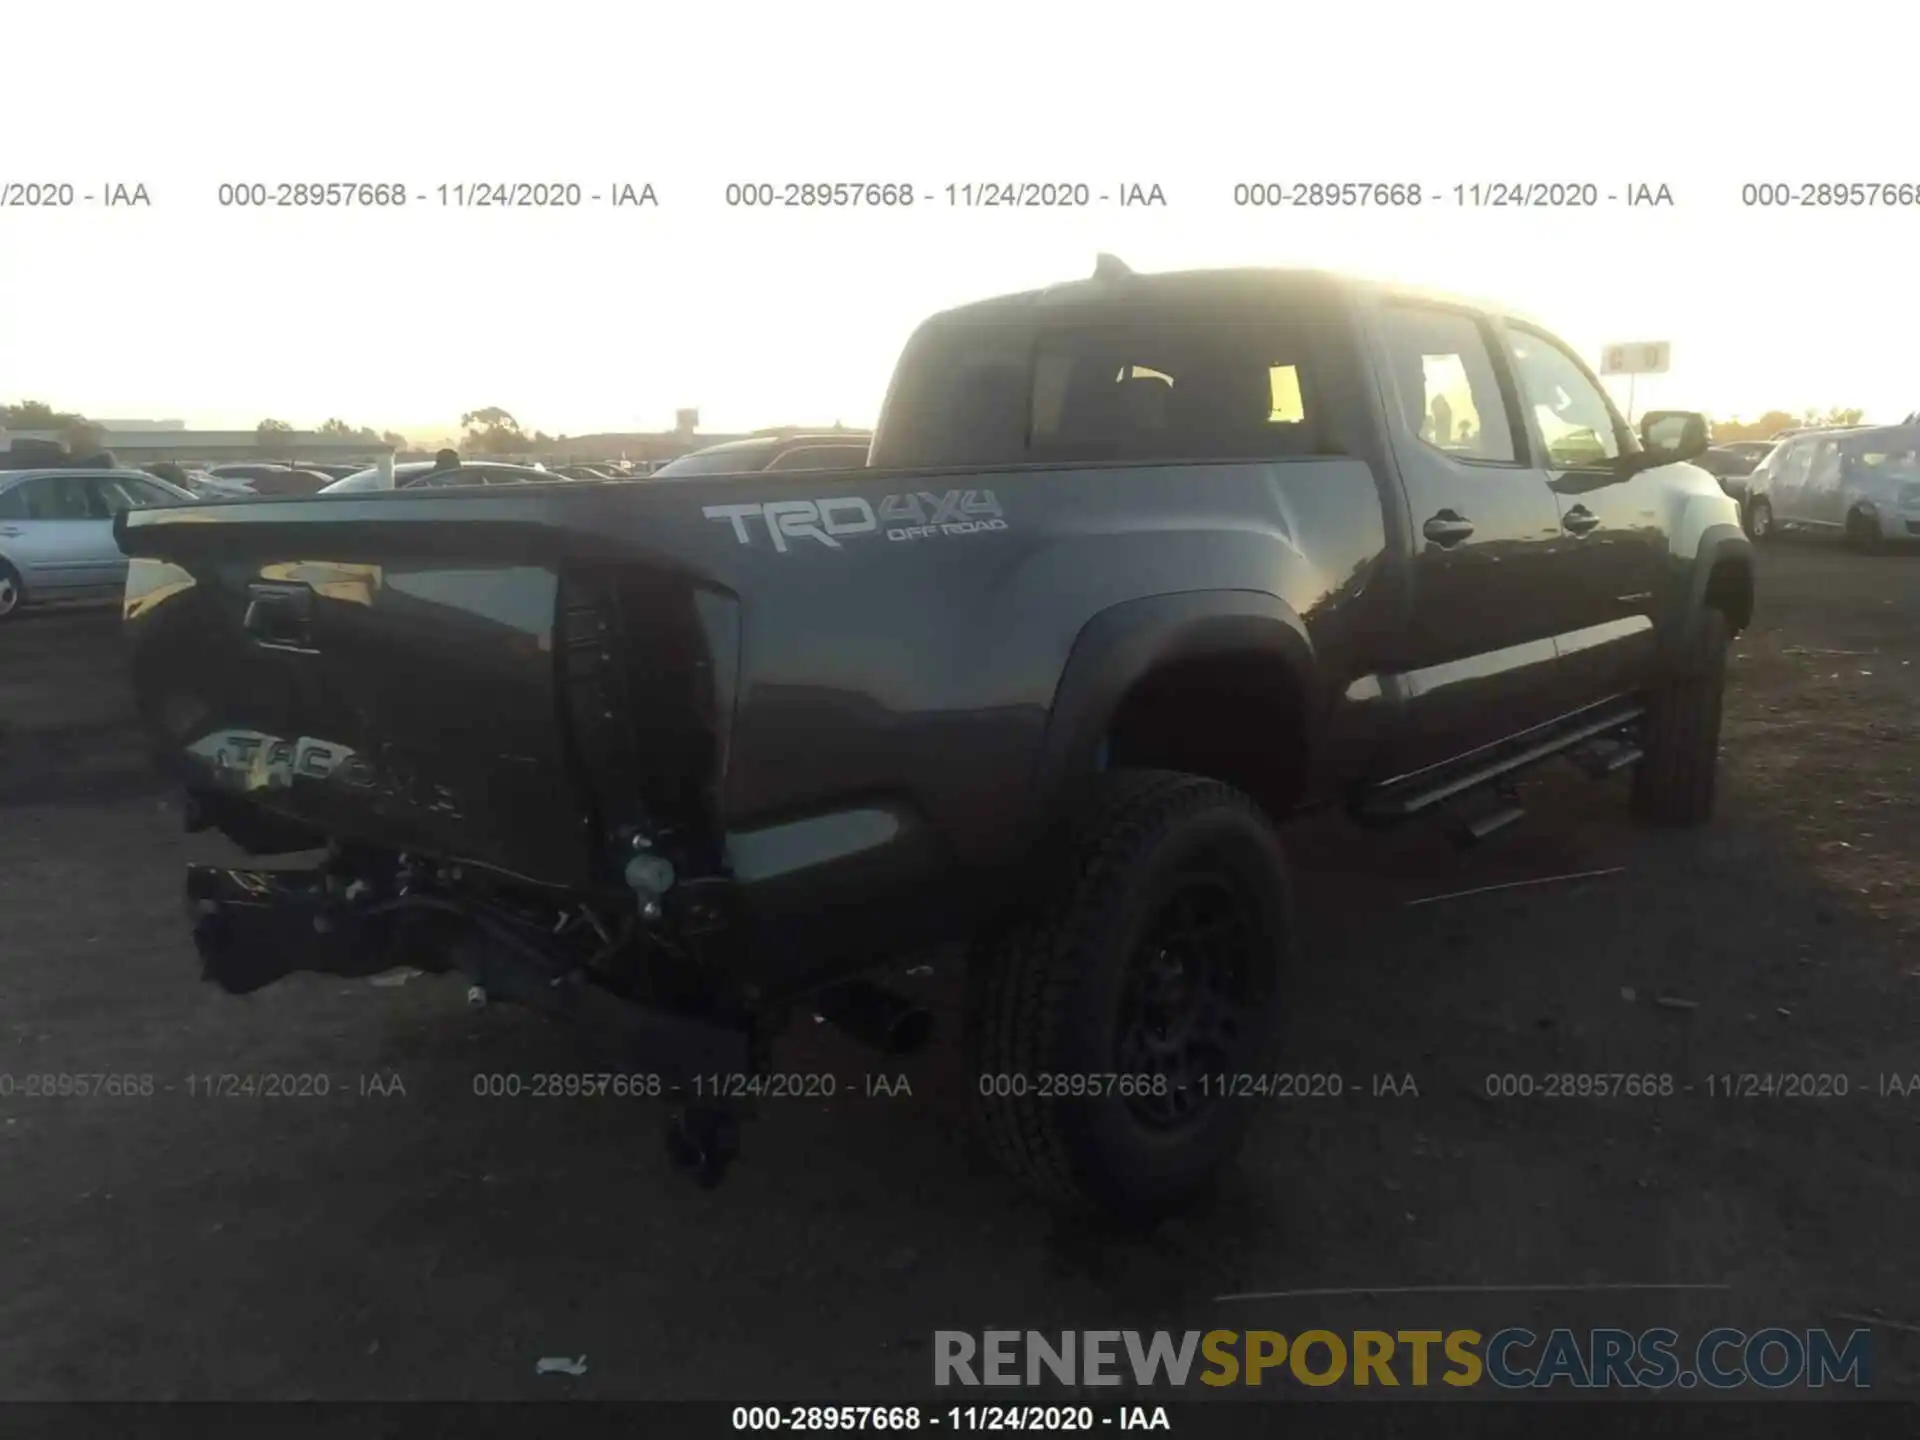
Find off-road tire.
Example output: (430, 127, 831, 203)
(966, 769, 1294, 1220)
(0, 561, 23, 620)
(1632, 608, 1731, 827)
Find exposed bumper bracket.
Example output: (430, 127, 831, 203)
(184, 863, 753, 1084)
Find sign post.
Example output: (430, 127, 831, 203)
(1600, 341, 1671, 425)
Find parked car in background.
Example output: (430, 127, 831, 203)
(204, 463, 335, 496)
(317, 460, 567, 494)
(144, 461, 250, 501)
(1716, 441, 1776, 468)
(1696, 443, 1774, 511)
(298, 463, 370, 481)
(649, 433, 872, 477)
(1768, 424, 1871, 444)
(204, 463, 291, 482)
(0, 468, 191, 618)
(1745, 424, 1920, 548)
(0, 438, 73, 469)
(181, 471, 257, 500)
(555, 464, 618, 480)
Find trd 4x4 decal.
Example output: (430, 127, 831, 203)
(704, 489, 1007, 552)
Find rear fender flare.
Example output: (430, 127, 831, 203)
(1031, 590, 1319, 820)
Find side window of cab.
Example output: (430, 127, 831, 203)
(1506, 327, 1627, 470)
(1377, 303, 1519, 463)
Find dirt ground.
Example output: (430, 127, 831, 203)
(2, 544, 1917, 1402)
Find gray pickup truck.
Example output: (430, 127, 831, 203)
(116, 259, 1753, 1218)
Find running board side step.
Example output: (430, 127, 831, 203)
(1455, 803, 1527, 843)
(1571, 739, 1644, 778)
(1355, 701, 1646, 825)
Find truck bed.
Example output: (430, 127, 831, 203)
(117, 463, 1387, 968)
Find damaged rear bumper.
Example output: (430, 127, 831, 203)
(186, 862, 752, 1083)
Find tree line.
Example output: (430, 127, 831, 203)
(230, 410, 548, 456)
(1709, 407, 1865, 442)
(0, 401, 409, 455)
(253, 417, 410, 453)
(1, 398, 559, 462)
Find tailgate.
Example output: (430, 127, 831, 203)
(116, 492, 736, 891)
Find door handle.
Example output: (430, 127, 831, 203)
(1563, 505, 1601, 535)
(243, 582, 316, 648)
(0, 525, 20, 537)
(1422, 511, 1475, 546)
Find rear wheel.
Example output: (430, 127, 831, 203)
(0, 561, 23, 619)
(1632, 608, 1730, 828)
(1745, 496, 1774, 541)
(967, 770, 1294, 1220)
(1845, 507, 1883, 553)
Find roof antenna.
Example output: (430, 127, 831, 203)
(1093, 252, 1132, 281)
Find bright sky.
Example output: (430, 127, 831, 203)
(4, 0, 1917, 439)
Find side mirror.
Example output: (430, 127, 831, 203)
(1636, 410, 1709, 465)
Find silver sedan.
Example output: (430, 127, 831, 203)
(0, 468, 193, 618)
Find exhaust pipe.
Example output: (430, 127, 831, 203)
(814, 980, 934, 1056)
